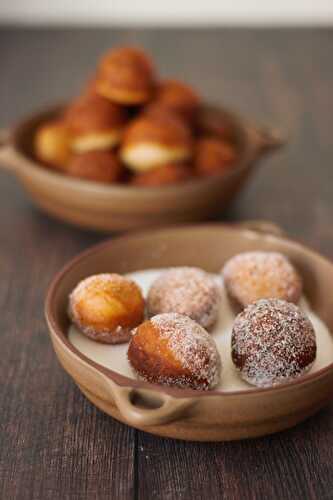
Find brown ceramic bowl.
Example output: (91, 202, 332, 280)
(0, 104, 282, 232)
(45, 222, 333, 441)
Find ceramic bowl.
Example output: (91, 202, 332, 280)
(45, 222, 333, 441)
(0, 104, 282, 232)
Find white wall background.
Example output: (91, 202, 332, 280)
(1, 0, 333, 25)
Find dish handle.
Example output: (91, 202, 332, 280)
(103, 377, 196, 427)
(234, 219, 286, 238)
(0, 129, 19, 172)
(246, 124, 285, 159)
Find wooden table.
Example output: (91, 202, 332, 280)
(1, 27, 333, 500)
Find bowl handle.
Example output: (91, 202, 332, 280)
(247, 124, 285, 158)
(234, 219, 286, 238)
(0, 129, 19, 172)
(104, 377, 196, 427)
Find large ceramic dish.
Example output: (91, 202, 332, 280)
(0, 105, 282, 231)
(45, 223, 333, 441)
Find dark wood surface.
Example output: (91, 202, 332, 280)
(1, 27, 333, 500)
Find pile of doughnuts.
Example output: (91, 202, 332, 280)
(68, 251, 317, 391)
(34, 46, 238, 187)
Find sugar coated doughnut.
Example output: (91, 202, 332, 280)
(147, 267, 221, 329)
(128, 313, 221, 390)
(231, 298, 317, 387)
(69, 273, 145, 344)
(223, 251, 302, 309)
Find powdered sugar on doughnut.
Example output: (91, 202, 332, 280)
(232, 299, 317, 388)
(147, 267, 221, 329)
(223, 251, 302, 307)
(150, 313, 221, 389)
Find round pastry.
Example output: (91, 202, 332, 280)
(147, 267, 221, 329)
(152, 79, 200, 122)
(128, 313, 221, 390)
(121, 112, 192, 172)
(223, 251, 302, 310)
(34, 120, 72, 170)
(231, 298, 317, 387)
(66, 151, 123, 183)
(195, 104, 236, 143)
(130, 163, 192, 187)
(69, 273, 145, 344)
(96, 46, 156, 105)
(65, 93, 127, 153)
(194, 137, 237, 177)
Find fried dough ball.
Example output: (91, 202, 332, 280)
(65, 93, 127, 153)
(231, 299, 317, 387)
(196, 104, 237, 143)
(130, 163, 192, 187)
(222, 251, 303, 310)
(194, 137, 237, 177)
(69, 273, 145, 344)
(96, 47, 156, 105)
(128, 313, 221, 390)
(147, 267, 221, 329)
(152, 79, 200, 122)
(121, 112, 192, 172)
(34, 120, 72, 170)
(66, 151, 123, 183)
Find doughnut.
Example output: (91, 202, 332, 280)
(96, 47, 156, 105)
(152, 79, 200, 122)
(223, 251, 302, 310)
(128, 313, 221, 390)
(147, 267, 221, 329)
(65, 93, 127, 152)
(130, 163, 192, 187)
(121, 112, 192, 172)
(231, 298, 317, 387)
(66, 151, 123, 183)
(69, 274, 145, 344)
(196, 104, 237, 143)
(143, 102, 185, 122)
(34, 120, 72, 170)
(194, 137, 237, 177)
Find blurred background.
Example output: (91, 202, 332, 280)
(1, 1, 332, 242)
(1, 0, 333, 25)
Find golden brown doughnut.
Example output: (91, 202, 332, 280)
(66, 151, 123, 183)
(152, 79, 200, 122)
(128, 313, 221, 390)
(34, 120, 72, 170)
(121, 111, 192, 172)
(96, 47, 156, 105)
(223, 251, 303, 310)
(130, 163, 192, 187)
(194, 137, 237, 177)
(196, 105, 237, 143)
(69, 273, 145, 344)
(65, 93, 127, 153)
(231, 299, 316, 387)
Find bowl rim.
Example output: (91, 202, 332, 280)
(12, 102, 263, 196)
(45, 222, 333, 399)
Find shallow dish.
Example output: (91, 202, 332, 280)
(0, 104, 282, 232)
(45, 222, 333, 441)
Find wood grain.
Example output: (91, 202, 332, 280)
(0, 27, 333, 500)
